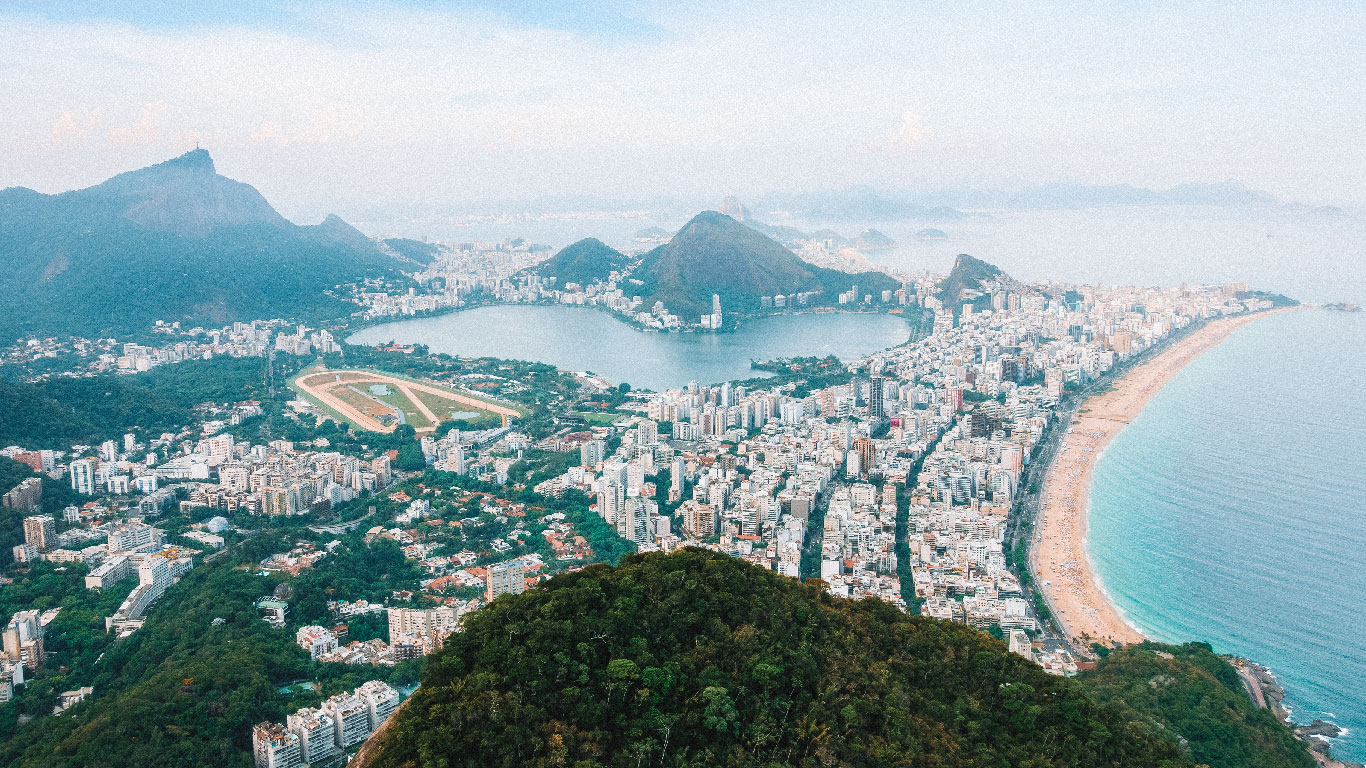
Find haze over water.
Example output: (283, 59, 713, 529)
(1089, 309, 1366, 760)
(362, 204, 1366, 306)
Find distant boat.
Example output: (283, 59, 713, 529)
(915, 228, 949, 240)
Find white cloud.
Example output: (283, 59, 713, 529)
(867, 112, 929, 152)
(107, 101, 169, 146)
(0, 2, 1363, 209)
(49, 108, 103, 144)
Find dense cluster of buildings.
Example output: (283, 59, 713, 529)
(4, 233, 1274, 766)
(174, 438, 392, 517)
(356, 239, 549, 319)
(251, 680, 400, 768)
(525, 277, 1266, 675)
(3, 318, 296, 377)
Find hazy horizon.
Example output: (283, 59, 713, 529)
(3, 1, 1365, 222)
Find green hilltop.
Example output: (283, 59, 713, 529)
(1080, 643, 1314, 768)
(529, 237, 630, 287)
(632, 211, 900, 319)
(357, 549, 1314, 768)
(0, 149, 406, 339)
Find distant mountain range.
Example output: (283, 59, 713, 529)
(742, 220, 897, 251)
(632, 211, 899, 319)
(0, 149, 406, 339)
(731, 180, 1282, 222)
(919, 180, 1280, 210)
(753, 187, 967, 221)
(528, 237, 629, 287)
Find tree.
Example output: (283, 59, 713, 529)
(363, 549, 1198, 768)
(394, 443, 426, 472)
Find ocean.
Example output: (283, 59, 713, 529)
(1088, 308, 1366, 760)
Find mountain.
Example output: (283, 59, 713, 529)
(529, 237, 629, 286)
(718, 194, 750, 221)
(918, 181, 1280, 209)
(937, 253, 1030, 316)
(743, 220, 855, 249)
(357, 549, 1313, 768)
(632, 211, 899, 319)
(304, 212, 380, 253)
(65, 149, 289, 237)
(754, 186, 967, 221)
(382, 237, 442, 265)
(1080, 643, 1315, 768)
(0, 150, 407, 339)
(633, 226, 672, 241)
(855, 228, 897, 249)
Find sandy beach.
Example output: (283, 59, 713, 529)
(1033, 309, 1289, 648)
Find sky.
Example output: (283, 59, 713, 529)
(2, 1, 1365, 220)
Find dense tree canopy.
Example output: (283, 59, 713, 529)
(0, 354, 306, 448)
(1079, 643, 1315, 768)
(363, 549, 1191, 768)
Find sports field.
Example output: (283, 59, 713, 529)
(291, 367, 523, 434)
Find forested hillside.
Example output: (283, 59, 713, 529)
(1080, 643, 1316, 768)
(362, 549, 1191, 768)
(0, 355, 305, 448)
(633, 212, 900, 319)
(0, 149, 407, 338)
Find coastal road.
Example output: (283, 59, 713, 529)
(1236, 663, 1268, 709)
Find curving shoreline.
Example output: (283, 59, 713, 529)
(1033, 308, 1293, 648)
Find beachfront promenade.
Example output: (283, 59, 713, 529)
(1032, 309, 1288, 648)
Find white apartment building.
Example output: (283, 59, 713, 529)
(252, 722, 302, 768)
(294, 626, 338, 660)
(85, 555, 131, 590)
(286, 707, 338, 767)
(321, 692, 371, 749)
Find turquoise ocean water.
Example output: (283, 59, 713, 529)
(1089, 309, 1366, 760)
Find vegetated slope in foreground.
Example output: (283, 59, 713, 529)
(633, 211, 899, 319)
(361, 548, 1189, 768)
(1080, 643, 1316, 768)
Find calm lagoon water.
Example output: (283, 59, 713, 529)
(347, 304, 912, 391)
(1089, 309, 1366, 760)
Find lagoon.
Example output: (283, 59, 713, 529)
(347, 305, 913, 391)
